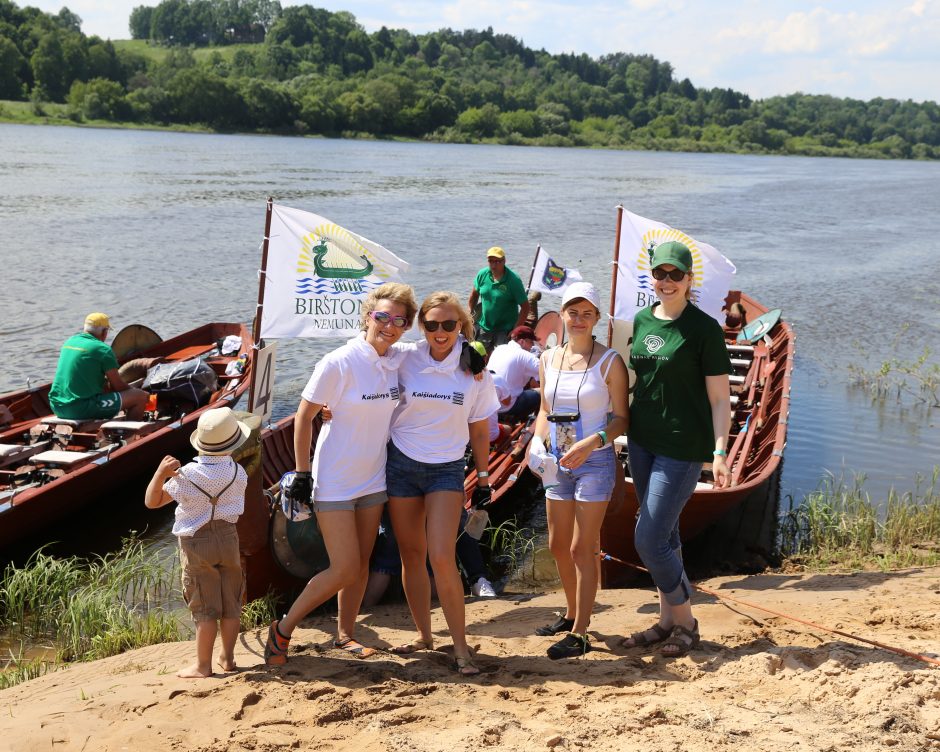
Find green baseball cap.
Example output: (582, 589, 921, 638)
(650, 241, 693, 272)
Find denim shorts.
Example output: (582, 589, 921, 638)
(545, 446, 618, 503)
(386, 440, 465, 497)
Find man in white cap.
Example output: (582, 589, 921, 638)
(468, 246, 530, 353)
(49, 312, 149, 421)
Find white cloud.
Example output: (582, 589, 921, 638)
(763, 10, 825, 54)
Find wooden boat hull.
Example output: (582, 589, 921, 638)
(0, 323, 254, 551)
(600, 291, 794, 586)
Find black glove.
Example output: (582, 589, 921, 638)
(460, 341, 486, 375)
(284, 471, 313, 504)
(471, 485, 492, 509)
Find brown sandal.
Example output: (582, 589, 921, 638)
(264, 620, 291, 666)
(390, 637, 434, 655)
(659, 620, 700, 657)
(620, 622, 671, 649)
(334, 637, 376, 658)
(454, 656, 480, 676)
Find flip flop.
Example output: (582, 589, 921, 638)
(390, 637, 434, 655)
(659, 620, 700, 658)
(619, 622, 671, 649)
(333, 637, 376, 658)
(454, 655, 480, 676)
(264, 620, 291, 666)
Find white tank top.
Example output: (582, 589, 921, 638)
(542, 345, 616, 457)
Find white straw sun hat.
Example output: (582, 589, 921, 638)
(189, 407, 251, 455)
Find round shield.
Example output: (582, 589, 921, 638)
(112, 324, 162, 361)
(269, 507, 330, 580)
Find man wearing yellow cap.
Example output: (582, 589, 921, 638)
(49, 312, 149, 421)
(468, 246, 530, 353)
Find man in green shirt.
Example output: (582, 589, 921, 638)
(49, 312, 149, 421)
(467, 246, 530, 353)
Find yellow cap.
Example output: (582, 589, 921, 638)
(84, 312, 111, 328)
(486, 246, 505, 259)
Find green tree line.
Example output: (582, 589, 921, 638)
(1, 0, 938, 159)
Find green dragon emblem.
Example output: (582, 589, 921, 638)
(312, 238, 374, 279)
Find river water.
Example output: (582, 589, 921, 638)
(2, 124, 939, 546)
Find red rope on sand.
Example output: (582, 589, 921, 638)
(599, 551, 940, 668)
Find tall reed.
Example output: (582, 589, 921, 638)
(780, 468, 940, 569)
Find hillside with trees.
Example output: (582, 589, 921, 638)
(1, 0, 938, 159)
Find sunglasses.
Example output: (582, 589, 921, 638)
(369, 311, 409, 328)
(422, 319, 459, 332)
(651, 267, 688, 282)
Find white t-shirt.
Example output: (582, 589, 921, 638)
(488, 374, 513, 441)
(486, 340, 540, 403)
(164, 455, 247, 537)
(391, 338, 500, 463)
(301, 334, 407, 501)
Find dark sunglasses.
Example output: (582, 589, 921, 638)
(422, 319, 459, 332)
(369, 311, 409, 328)
(651, 267, 688, 282)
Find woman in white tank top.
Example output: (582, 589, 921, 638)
(528, 282, 629, 660)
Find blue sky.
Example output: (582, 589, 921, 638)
(28, 0, 940, 102)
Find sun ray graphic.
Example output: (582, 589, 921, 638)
(296, 224, 390, 279)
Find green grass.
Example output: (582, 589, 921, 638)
(780, 468, 940, 570)
(112, 39, 260, 65)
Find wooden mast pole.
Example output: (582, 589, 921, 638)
(607, 205, 624, 348)
(247, 197, 274, 413)
(525, 244, 540, 291)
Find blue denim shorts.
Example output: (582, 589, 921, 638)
(545, 446, 618, 502)
(386, 440, 466, 497)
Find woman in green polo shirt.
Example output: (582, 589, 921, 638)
(621, 241, 732, 657)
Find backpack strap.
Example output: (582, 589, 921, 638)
(179, 463, 239, 522)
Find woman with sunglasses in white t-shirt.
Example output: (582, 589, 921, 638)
(386, 291, 500, 676)
(265, 282, 418, 666)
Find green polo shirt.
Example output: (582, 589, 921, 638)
(628, 303, 732, 462)
(49, 332, 119, 411)
(474, 266, 527, 334)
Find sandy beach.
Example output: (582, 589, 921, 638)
(2, 567, 938, 752)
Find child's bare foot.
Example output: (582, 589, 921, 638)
(177, 663, 213, 679)
(217, 654, 237, 672)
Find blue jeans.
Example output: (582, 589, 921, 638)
(627, 438, 703, 606)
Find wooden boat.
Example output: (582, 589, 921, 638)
(599, 291, 794, 586)
(240, 312, 565, 599)
(0, 322, 254, 550)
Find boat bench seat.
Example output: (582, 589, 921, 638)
(41, 416, 107, 433)
(101, 420, 154, 440)
(0, 442, 51, 469)
(28, 449, 98, 468)
(729, 374, 745, 384)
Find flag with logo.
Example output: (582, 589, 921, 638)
(260, 204, 410, 338)
(613, 209, 736, 323)
(528, 245, 583, 297)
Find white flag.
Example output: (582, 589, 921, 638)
(528, 245, 583, 297)
(260, 204, 409, 339)
(613, 209, 736, 323)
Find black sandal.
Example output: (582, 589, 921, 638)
(660, 620, 700, 657)
(535, 616, 574, 636)
(547, 632, 590, 660)
(619, 622, 671, 649)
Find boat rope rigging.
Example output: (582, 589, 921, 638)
(598, 550, 940, 668)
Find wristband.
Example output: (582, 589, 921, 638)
(477, 471, 490, 478)
(712, 450, 727, 457)
(596, 431, 607, 447)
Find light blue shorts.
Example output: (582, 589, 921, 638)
(545, 446, 618, 503)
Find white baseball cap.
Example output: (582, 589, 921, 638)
(561, 282, 601, 312)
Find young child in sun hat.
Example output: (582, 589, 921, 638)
(144, 406, 250, 678)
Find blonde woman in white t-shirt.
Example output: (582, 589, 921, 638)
(265, 282, 417, 666)
(528, 282, 629, 660)
(386, 291, 500, 676)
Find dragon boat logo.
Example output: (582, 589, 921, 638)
(295, 223, 389, 296)
(632, 228, 703, 308)
(643, 334, 666, 353)
(542, 258, 567, 290)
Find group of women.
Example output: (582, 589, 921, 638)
(263, 239, 732, 672)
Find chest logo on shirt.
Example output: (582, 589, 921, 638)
(412, 390, 462, 405)
(643, 334, 666, 354)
